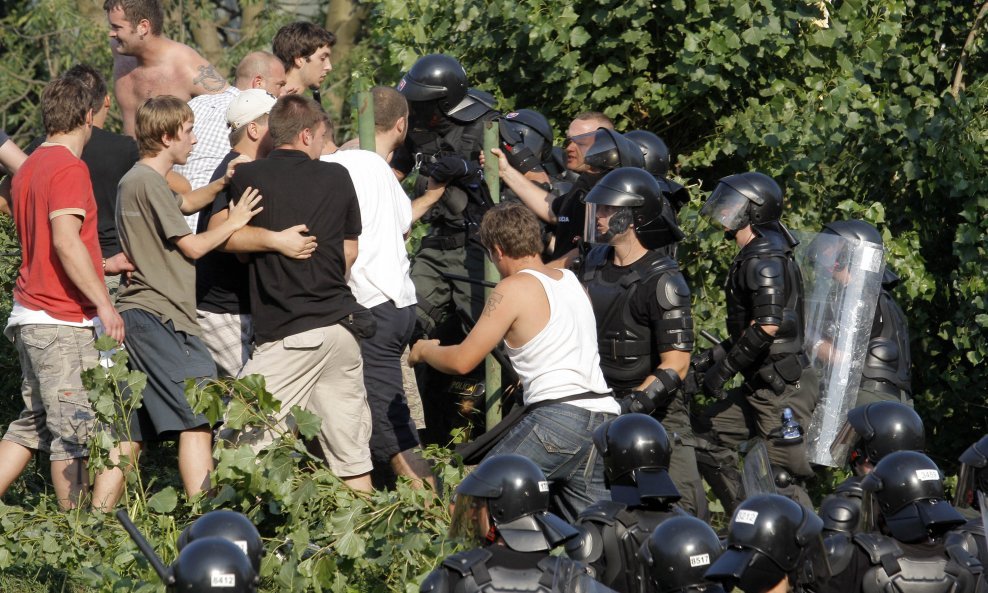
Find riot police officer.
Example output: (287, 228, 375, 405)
(420, 454, 614, 593)
(397, 53, 500, 443)
(821, 401, 925, 535)
(487, 113, 644, 262)
(640, 516, 726, 593)
(693, 172, 818, 513)
(624, 130, 690, 215)
(568, 414, 687, 592)
(577, 167, 703, 516)
(178, 510, 264, 572)
(819, 220, 912, 405)
(704, 494, 827, 593)
(821, 451, 980, 593)
(948, 434, 988, 580)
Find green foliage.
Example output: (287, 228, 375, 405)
(4, 352, 467, 591)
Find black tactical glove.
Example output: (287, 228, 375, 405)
(423, 156, 481, 184)
(621, 390, 657, 415)
(702, 358, 738, 399)
(692, 342, 728, 374)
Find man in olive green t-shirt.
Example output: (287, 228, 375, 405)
(95, 95, 260, 510)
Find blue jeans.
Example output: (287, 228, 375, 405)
(487, 403, 615, 522)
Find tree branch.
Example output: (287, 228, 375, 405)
(951, 0, 988, 98)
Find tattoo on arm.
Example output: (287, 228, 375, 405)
(483, 292, 504, 318)
(193, 64, 226, 91)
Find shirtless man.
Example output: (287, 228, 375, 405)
(105, 0, 228, 136)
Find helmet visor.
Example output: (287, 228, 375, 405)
(449, 494, 489, 545)
(584, 203, 634, 245)
(829, 420, 861, 469)
(701, 188, 750, 231)
(953, 463, 981, 509)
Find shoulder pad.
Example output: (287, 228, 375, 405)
(944, 525, 982, 559)
(820, 494, 862, 534)
(448, 90, 499, 124)
(655, 270, 691, 310)
(834, 476, 866, 498)
(441, 548, 494, 577)
(824, 533, 858, 576)
(746, 257, 786, 289)
(564, 523, 603, 564)
(945, 539, 984, 575)
(739, 230, 791, 258)
(641, 255, 680, 278)
(420, 568, 452, 593)
(868, 338, 900, 363)
(578, 500, 627, 526)
(852, 533, 903, 565)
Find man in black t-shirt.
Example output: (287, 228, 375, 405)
(225, 94, 373, 492)
(194, 89, 315, 377)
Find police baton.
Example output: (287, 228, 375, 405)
(700, 329, 723, 346)
(115, 509, 176, 585)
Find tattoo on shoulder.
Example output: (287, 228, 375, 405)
(193, 64, 226, 91)
(483, 292, 504, 318)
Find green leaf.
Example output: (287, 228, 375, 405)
(291, 406, 322, 440)
(569, 26, 590, 47)
(147, 486, 178, 513)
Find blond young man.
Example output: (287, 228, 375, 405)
(96, 96, 260, 510)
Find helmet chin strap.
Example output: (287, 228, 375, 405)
(600, 207, 634, 243)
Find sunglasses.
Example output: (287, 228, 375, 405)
(563, 130, 596, 148)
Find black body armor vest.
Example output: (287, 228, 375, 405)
(582, 246, 689, 390)
(862, 290, 912, 394)
(853, 533, 982, 593)
(420, 548, 601, 593)
(725, 230, 805, 375)
(574, 500, 685, 593)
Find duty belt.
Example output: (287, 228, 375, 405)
(420, 233, 466, 250)
(599, 339, 650, 359)
(859, 378, 906, 399)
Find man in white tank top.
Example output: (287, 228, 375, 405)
(410, 202, 619, 520)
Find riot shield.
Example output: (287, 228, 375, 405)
(796, 230, 885, 467)
(980, 491, 988, 540)
(741, 439, 777, 497)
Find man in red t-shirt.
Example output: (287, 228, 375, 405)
(0, 74, 131, 509)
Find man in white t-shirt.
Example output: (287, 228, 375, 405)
(410, 202, 619, 520)
(322, 87, 435, 487)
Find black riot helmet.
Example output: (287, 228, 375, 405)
(450, 454, 579, 552)
(584, 167, 685, 249)
(625, 130, 671, 178)
(701, 172, 792, 243)
(171, 537, 258, 593)
(177, 510, 264, 573)
(705, 495, 826, 593)
(397, 54, 468, 116)
(861, 450, 966, 542)
(953, 434, 988, 511)
(822, 219, 883, 246)
(498, 109, 554, 174)
(830, 401, 925, 471)
(592, 413, 681, 506)
(641, 516, 726, 593)
(583, 128, 646, 172)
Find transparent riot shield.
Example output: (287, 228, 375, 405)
(980, 491, 988, 540)
(742, 439, 777, 496)
(796, 230, 886, 467)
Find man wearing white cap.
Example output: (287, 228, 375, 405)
(194, 89, 317, 377)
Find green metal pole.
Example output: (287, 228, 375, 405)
(356, 91, 375, 153)
(483, 120, 502, 429)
